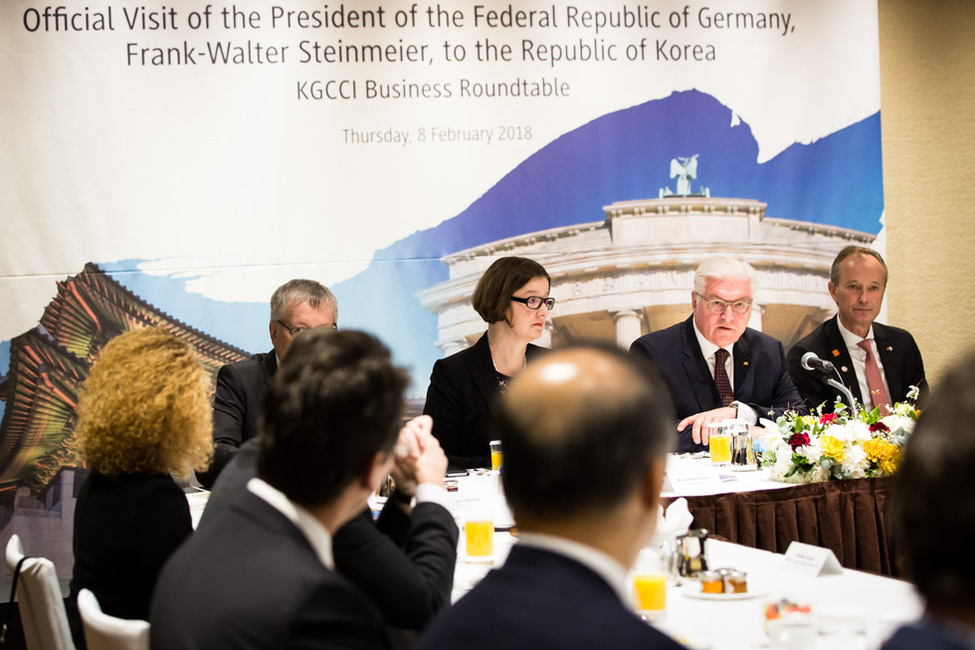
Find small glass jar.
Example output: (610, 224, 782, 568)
(700, 571, 724, 594)
(724, 569, 747, 593)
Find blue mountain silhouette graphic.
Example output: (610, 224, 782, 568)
(332, 89, 882, 391)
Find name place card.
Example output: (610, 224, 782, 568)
(783, 541, 843, 577)
(662, 463, 723, 496)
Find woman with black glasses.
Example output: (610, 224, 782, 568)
(423, 256, 554, 470)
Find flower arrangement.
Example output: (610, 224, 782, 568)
(763, 387, 920, 483)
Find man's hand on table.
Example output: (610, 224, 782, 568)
(678, 406, 737, 445)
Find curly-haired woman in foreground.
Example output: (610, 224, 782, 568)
(68, 327, 212, 635)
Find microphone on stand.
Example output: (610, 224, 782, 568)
(799, 351, 857, 411)
(801, 351, 835, 375)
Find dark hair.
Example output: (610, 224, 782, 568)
(270, 279, 338, 323)
(471, 257, 550, 323)
(830, 246, 888, 286)
(495, 344, 674, 521)
(257, 329, 408, 507)
(892, 351, 975, 610)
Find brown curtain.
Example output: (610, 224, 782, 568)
(662, 477, 900, 576)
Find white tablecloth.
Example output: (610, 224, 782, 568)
(662, 453, 796, 498)
(448, 473, 923, 650)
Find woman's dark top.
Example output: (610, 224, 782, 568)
(69, 471, 192, 623)
(423, 333, 545, 469)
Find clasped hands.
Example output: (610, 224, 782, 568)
(389, 415, 448, 499)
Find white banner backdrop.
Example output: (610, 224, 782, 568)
(0, 0, 882, 552)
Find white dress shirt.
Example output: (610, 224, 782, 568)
(836, 320, 891, 410)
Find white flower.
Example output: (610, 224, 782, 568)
(795, 437, 823, 465)
(843, 446, 869, 479)
(881, 415, 915, 437)
(849, 421, 873, 443)
(824, 421, 868, 443)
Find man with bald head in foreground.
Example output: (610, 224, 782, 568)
(418, 346, 685, 650)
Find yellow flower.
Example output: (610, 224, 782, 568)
(820, 435, 845, 461)
(862, 438, 901, 474)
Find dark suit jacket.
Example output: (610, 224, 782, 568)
(69, 473, 191, 633)
(786, 316, 926, 412)
(418, 545, 685, 650)
(630, 316, 805, 452)
(200, 439, 458, 634)
(881, 622, 972, 650)
(150, 486, 389, 650)
(198, 351, 277, 488)
(423, 333, 545, 469)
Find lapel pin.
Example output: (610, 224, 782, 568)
(841, 366, 848, 373)
(831, 349, 841, 357)
(886, 346, 893, 352)
(743, 361, 749, 366)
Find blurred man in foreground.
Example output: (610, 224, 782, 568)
(151, 330, 406, 649)
(884, 353, 975, 649)
(200, 411, 458, 644)
(419, 346, 684, 650)
(788, 246, 925, 414)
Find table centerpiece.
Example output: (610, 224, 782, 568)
(763, 387, 920, 484)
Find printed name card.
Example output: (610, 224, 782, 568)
(783, 541, 843, 577)
(662, 463, 723, 496)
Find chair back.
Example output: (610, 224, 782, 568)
(4, 534, 76, 650)
(76, 589, 149, 650)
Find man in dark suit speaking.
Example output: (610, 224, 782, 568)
(787, 246, 926, 414)
(419, 346, 683, 650)
(630, 256, 804, 452)
(199, 278, 337, 487)
(151, 329, 408, 649)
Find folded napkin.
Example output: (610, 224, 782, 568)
(651, 497, 694, 546)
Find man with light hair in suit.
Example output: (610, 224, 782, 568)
(200, 278, 337, 487)
(631, 255, 804, 452)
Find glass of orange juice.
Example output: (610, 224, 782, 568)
(632, 548, 667, 618)
(709, 423, 732, 465)
(490, 440, 503, 472)
(465, 520, 493, 557)
(464, 499, 494, 560)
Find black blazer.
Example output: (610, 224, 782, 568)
(786, 315, 926, 412)
(418, 545, 685, 650)
(630, 316, 805, 452)
(69, 473, 191, 624)
(423, 333, 545, 469)
(151, 486, 390, 650)
(199, 351, 277, 488)
(200, 439, 459, 634)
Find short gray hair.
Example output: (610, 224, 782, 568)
(270, 279, 338, 322)
(693, 256, 755, 295)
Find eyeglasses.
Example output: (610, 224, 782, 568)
(695, 293, 752, 315)
(511, 296, 556, 311)
(275, 320, 338, 337)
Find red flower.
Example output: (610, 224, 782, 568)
(788, 432, 811, 449)
(869, 422, 890, 433)
(819, 413, 838, 425)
